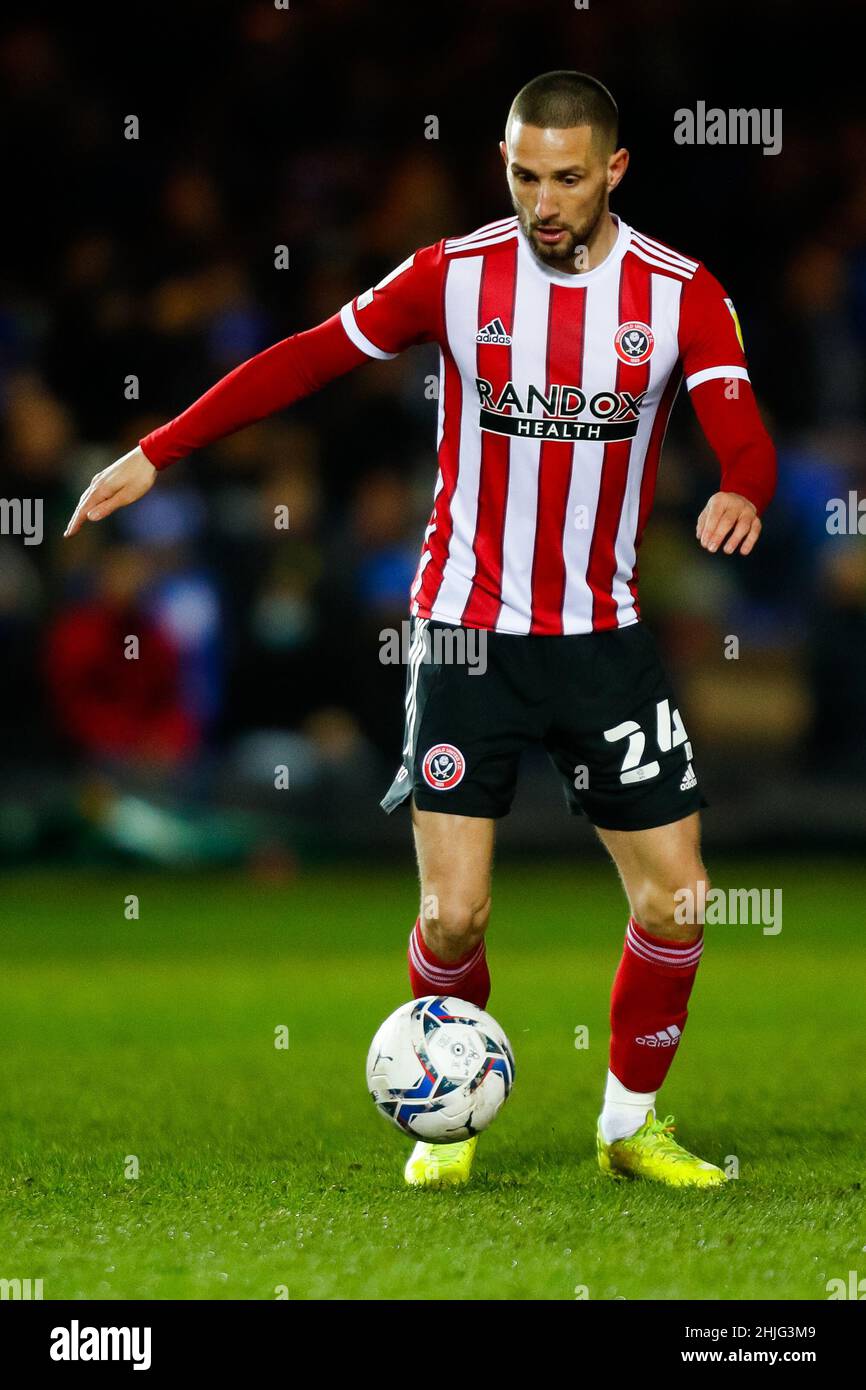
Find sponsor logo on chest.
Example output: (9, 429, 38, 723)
(475, 377, 648, 443)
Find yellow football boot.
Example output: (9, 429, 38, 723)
(404, 1137, 478, 1188)
(597, 1110, 727, 1188)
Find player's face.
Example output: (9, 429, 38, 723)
(501, 120, 613, 268)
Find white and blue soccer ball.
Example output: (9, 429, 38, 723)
(366, 995, 515, 1143)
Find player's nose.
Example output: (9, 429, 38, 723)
(535, 187, 560, 221)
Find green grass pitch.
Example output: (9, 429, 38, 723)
(0, 858, 861, 1300)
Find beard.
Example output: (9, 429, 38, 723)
(511, 184, 608, 269)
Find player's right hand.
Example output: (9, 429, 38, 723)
(63, 446, 157, 538)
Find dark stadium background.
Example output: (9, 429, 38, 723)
(2, 0, 865, 867)
(4, 0, 866, 1315)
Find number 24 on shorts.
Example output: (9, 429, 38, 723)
(604, 698, 690, 785)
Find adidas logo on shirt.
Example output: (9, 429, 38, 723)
(636, 1024, 682, 1047)
(680, 762, 697, 790)
(475, 317, 511, 345)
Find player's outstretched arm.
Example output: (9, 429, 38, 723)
(62, 311, 367, 541)
(61, 243, 442, 538)
(64, 446, 157, 537)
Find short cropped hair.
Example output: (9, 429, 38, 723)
(507, 70, 619, 154)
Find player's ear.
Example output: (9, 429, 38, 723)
(499, 140, 508, 167)
(608, 146, 629, 191)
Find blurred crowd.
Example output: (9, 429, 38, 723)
(1, 2, 865, 862)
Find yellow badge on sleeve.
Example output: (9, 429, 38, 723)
(723, 297, 744, 351)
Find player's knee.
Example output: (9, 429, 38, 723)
(421, 890, 491, 958)
(634, 867, 709, 943)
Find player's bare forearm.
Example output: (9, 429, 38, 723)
(63, 446, 157, 537)
(695, 491, 761, 556)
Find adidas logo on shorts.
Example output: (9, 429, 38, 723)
(636, 1024, 682, 1047)
(680, 762, 697, 790)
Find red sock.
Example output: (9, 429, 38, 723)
(407, 918, 491, 1010)
(609, 916, 703, 1092)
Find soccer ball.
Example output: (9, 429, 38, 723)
(366, 995, 515, 1143)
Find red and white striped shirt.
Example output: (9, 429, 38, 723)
(141, 213, 776, 635)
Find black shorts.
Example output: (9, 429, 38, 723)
(380, 618, 708, 831)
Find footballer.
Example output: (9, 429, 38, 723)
(65, 71, 776, 1190)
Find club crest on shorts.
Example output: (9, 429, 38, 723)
(614, 321, 654, 365)
(421, 743, 466, 791)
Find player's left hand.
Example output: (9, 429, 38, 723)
(696, 492, 761, 556)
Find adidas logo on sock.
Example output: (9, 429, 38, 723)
(475, 317, 512, 345)
(635, 1024, 682, 1048)
(680, 762, 697, 790)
